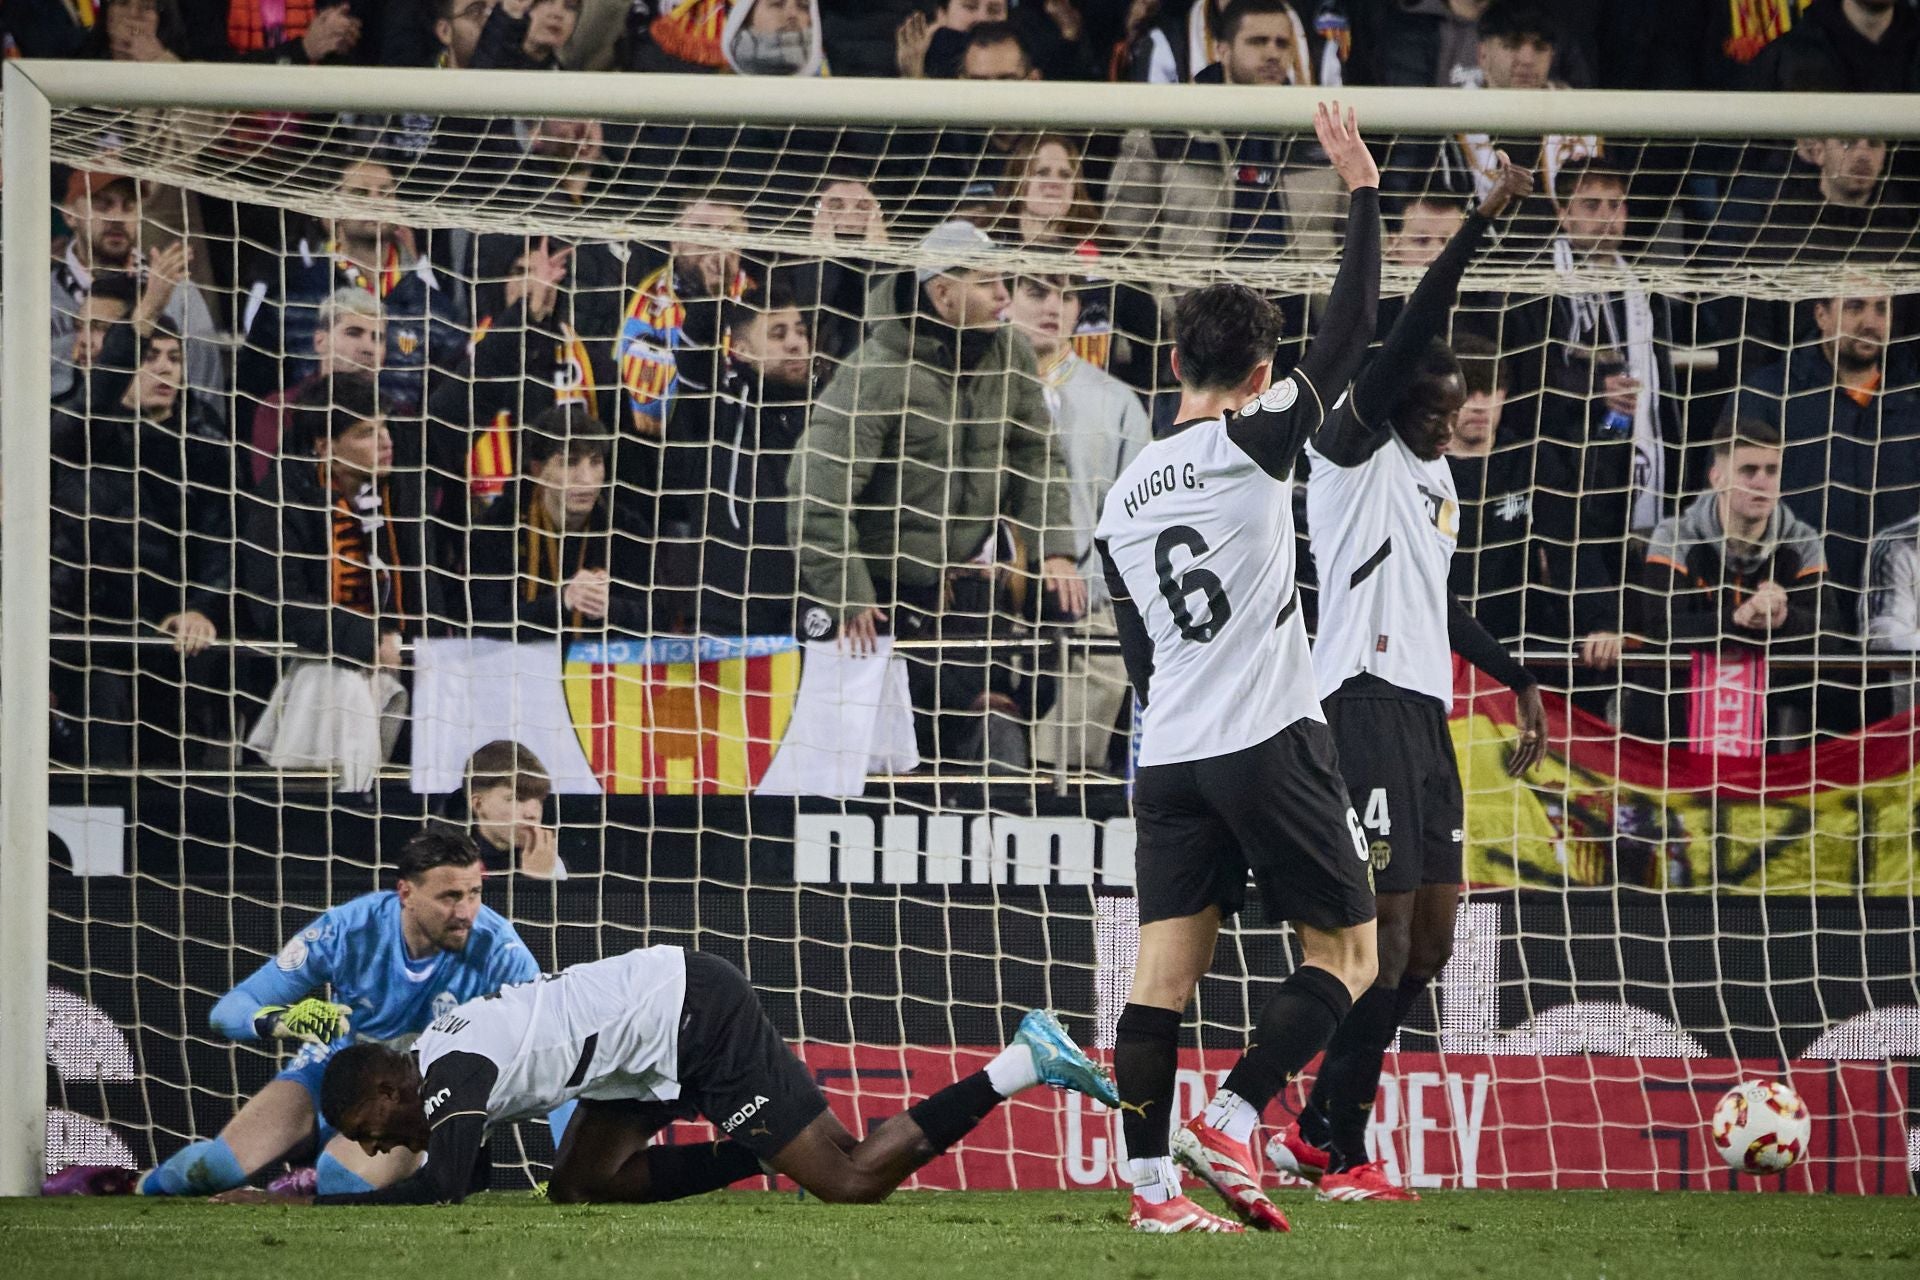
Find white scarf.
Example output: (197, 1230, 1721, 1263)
(1456, 83, 1601, 208)
(1552, 235, 1664, 532)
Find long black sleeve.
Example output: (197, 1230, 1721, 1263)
(314, 1052, 497, 1206)
(1447, 593, 1536, 692)
(1294, 186, 1382, 410)
(1317, 212, 1493, 466)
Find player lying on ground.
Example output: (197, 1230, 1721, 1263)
(1091, 101, 1383, 1235)
(45, 832, 562, 1199)
(1276, 153, 1550, 1201)
(212, 945, 1118, 1206)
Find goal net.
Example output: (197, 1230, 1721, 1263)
(8, 64, 1919, 1198)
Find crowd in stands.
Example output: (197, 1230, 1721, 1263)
(25, 0, 1920, 783)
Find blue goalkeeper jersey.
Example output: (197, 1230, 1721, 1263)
(211, 890, 537, 1048)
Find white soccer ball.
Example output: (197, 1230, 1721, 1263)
(1710, 1079, 1811, 1176)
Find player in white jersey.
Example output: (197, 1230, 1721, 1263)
(1092, 103, 1382, 1235)
(250, 947, 1117, 1206)
(1269, 157, 1551, 1202)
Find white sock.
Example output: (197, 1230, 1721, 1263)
(1125, 1155, 1183, 1205)
(984, 1042, 1041, 1097)
(1202, 1088, 1260, 1145)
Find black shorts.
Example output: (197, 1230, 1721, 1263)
(675, 952, 830, 1160)
(1325, 687, 1464, 894)
(1133, 718, 1377, 930)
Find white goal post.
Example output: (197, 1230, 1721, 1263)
(5, 57, 1920, 1198)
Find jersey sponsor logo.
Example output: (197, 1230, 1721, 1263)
(424, 1086, 452, 1117)
(1238, 378, 1298, 417)
(276, 937, 308, 971)
(719, 1095, 771, 1134)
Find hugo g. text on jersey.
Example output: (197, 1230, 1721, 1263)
(1121, 462, 1206, 520)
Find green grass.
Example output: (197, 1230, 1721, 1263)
(4, 1189, 1918, 1280)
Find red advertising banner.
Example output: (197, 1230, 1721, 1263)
(659, 1046, 1911, 1195)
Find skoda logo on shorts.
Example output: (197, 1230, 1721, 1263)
(1369, 840, 1393, 873)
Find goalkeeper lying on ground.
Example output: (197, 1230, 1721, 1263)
(45, 831, 568, 1199)
(213, 946, 1118, 1207)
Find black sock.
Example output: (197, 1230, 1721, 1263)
(1114, 1003, 1182, 1162)
(1221, 966, 1352, 1114)
(1307, 973, 1432, 1172)
(906, 1070, 1004, 1153)
(641, 1140, 766, 1201)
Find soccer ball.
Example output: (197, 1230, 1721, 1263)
(1709, 1080, 1811, 1175)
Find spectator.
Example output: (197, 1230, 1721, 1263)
(383, 0, 499, 66)
(1516, 163, 1681, 620)
(445, 740, 566, 879)
(1007, 273, 1150, 773)
(240, 374, 427, 787)
(1341, 0, 1489, 88)
(51, 295, 234, 770)
(225, 0, 367, 62)
(908, 0, 1007, 77)
(1863, 509, 1920, 710)
(473, 0, 580, 69)
(94, 0, 196, 61)
(993, 133, 1104, 253)
(464, 404, 652, 642)
(1445, 333, 1559, 646)
(241, 159, 466, 416)
(1385, 193, 1468, 268)
(1618, 417, 1829, 752)
(955, 18, 1039, 79)
(1122, 0, 1313, 85)
(240, 287, 384, 488)
(1749, 0, 1920, 93)
(53, 170, 225, 427)
(1108, 0, 1316, 259)
(639, 0, 827, 75)
(56, 272, 142, 393)
(616, 198, 752, 436)
(885, 22, 1041, 221)
(787, 220, 1080, 772)
(1726, 285, 1920, 609)
(660, 286, 814, 637)
(1714, 136, 1913, 262)
(789, 171, 889, 367)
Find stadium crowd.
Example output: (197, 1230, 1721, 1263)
(24, 0, 1920, 790)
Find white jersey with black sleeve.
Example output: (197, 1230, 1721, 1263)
(1305, 425, 1459, 705)
(1094, 377, 1330, 767)
(415, 945, 689, 1127)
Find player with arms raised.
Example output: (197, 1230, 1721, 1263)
(1092, 103, 1382, 1234)
(45, 832, 549, 1200)
(224, 946, 1118, 1207)
(1269, 156, 1550, 1200)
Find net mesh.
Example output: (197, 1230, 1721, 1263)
(31, 94, 1920, 1194)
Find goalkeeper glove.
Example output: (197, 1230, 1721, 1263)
(253, 998, 352, 1045)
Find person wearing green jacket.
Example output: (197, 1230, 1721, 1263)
(788, 219, 1086, 773)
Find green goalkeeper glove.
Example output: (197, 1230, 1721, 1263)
(253, 998, 352, 1045)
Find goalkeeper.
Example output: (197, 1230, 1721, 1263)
(45, 831, 555, 1199)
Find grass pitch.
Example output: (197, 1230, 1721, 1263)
(4, 1189, 1917, 1280)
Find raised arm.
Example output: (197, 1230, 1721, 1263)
(1318, 158, 1533, 465)
(1292, 103, 1382, 406)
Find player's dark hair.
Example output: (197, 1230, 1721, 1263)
(1477, 0, 1559, 45)
(726, 279, 802, 336)
(1398, 337, 1465, 419)
(521, 403, 611, 472)
(1712, 414, 1783, 458)
(1173, 283, 1283, 393)
(1454, 333, 1508, 395)
(395, 829, 484, 882)
(319, 1043, 412, 1135)
(139, 318, 184, 359)
(465, 739, 552, 804)
(1386, 193, 1466, 234)
(1554, 159, 1628, 206)
(1219, 0, 1295, 43)
(291, 371, 385, 455)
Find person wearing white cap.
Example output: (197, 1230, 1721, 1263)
(788, 218, 1084, 772)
